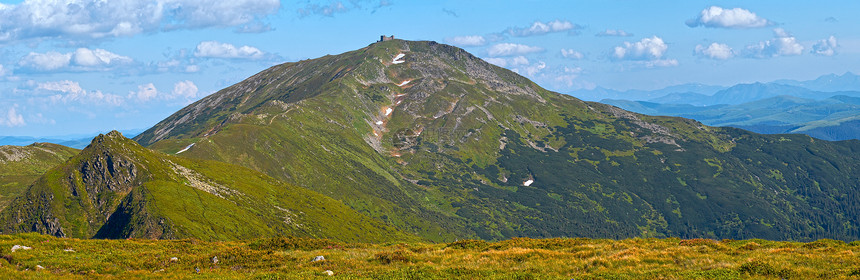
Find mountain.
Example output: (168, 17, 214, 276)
(0, 129, 146, 149)
(0, 131, 413, 242)
(130, 39, 860, 242)
(570, 83, 725, 102)
(648, 92, 713, 106)
(604, 95, 860, 141)
(774, 72, 860, 92)
(0, 143, 79, 210)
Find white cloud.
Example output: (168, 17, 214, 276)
(506, 20, 580, 37)
(613, 36, 669, 60)
(129, 83, 159, 102)
(694, 43, 734, 60)
(554, 67, 583, 87)
(487, 43, 544, 57)
(73, 48, 133, 67)
(234, 22, 273, 33)
(173, 80, 199, 99)
(483, 56, 529, 68)
(686, 6, 772, 29)
(812, 36, 838, 56)
(19, 52, 72, 71)
(18, 48, 132, 72)
(0, 0, 280, 43)
(127, 80, 198, 102)
(37, 80, 84, 94)
(298, 1, 348, 17)
(560, 49, 584, 59)
(194, 41, 266, 59)
(596, 29, 632, 37)
(0, 106, 26, 127)
(643, 59, 679, 68)
(613, 36, 677, 68)
(511, 61, 546, 77)
(445, 35, 487, 47)
(743, 28, 804, 58)
(0, 64, 9, 76)
(37, 80, 123, 106)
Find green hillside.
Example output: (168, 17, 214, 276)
(0, 143, 78, 211)
(0, 131, 414, 242)
(136, 39, 860, 241)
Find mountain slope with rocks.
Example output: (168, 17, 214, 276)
(0, 131, 414, 242)
(135, 39, 860, 241)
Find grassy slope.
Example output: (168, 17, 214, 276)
(0, 143, 79, 210)
(136, 39, 860, 242)
(0, 233, 859, 279)
(0, 132, 415, 242)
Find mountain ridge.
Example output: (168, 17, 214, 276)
(131, 39, 860, 241)
(0, 131, 415, 242)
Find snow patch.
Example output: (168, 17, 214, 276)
(176, 143, 195, 154)
(385, 108, 393, 116)
(375, 121, 384, 125)
(392, 53, 405, 64)
(397, 80, 411, 86)
(523, 179, 534, 186)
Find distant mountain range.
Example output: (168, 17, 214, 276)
(594, 72, 860, 141)
(0, 129, 145, 149)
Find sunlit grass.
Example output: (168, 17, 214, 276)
(0, 233, 858, 279)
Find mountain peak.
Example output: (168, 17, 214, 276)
(87, 130, 141, 152)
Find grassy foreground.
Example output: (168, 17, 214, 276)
(0, 233, 859, 279)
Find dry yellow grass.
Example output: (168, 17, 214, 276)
(0, 233, 858, 279)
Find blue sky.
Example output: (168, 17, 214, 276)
(0, 0, 858, 137)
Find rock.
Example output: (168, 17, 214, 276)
(64, 248, 75, 252)
(35, 265, 44, 270)
(11, 245, 31, 252)
(312, 255, 325, 262)
(211, 256, 218, 264)
(323, 270, 334, 276)
(169, 257, 179, 263)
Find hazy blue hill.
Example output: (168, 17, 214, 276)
(570, 83, 725, 102)
(648, 92, 713, 106)
(774, 72, 860, 92)
(605, 95, 860, 141)
(0, 129, 145, 149)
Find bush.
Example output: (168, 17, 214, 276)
(248, 237, 347, 251)
(374, 250, 413, 264)
(445, 239, 489, 250)
(738, 260, 794, 278)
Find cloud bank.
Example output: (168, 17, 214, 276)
(0, 0, 280, 43)
(686, 6, 772, 29)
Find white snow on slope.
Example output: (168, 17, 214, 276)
(385, 108, 393, 116)
(397, 80, 411, 86)
(176, 143, 195, 154)
(523, 179, 534, 186)
(392, 53, 405, 64)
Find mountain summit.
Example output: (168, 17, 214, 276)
(135, 39, 860, 241)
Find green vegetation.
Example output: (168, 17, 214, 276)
(0, 132, 413, 242)
(0, 143, 78, 210)
(130, 39, 860, 242)
(1, 233, 859, 279)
